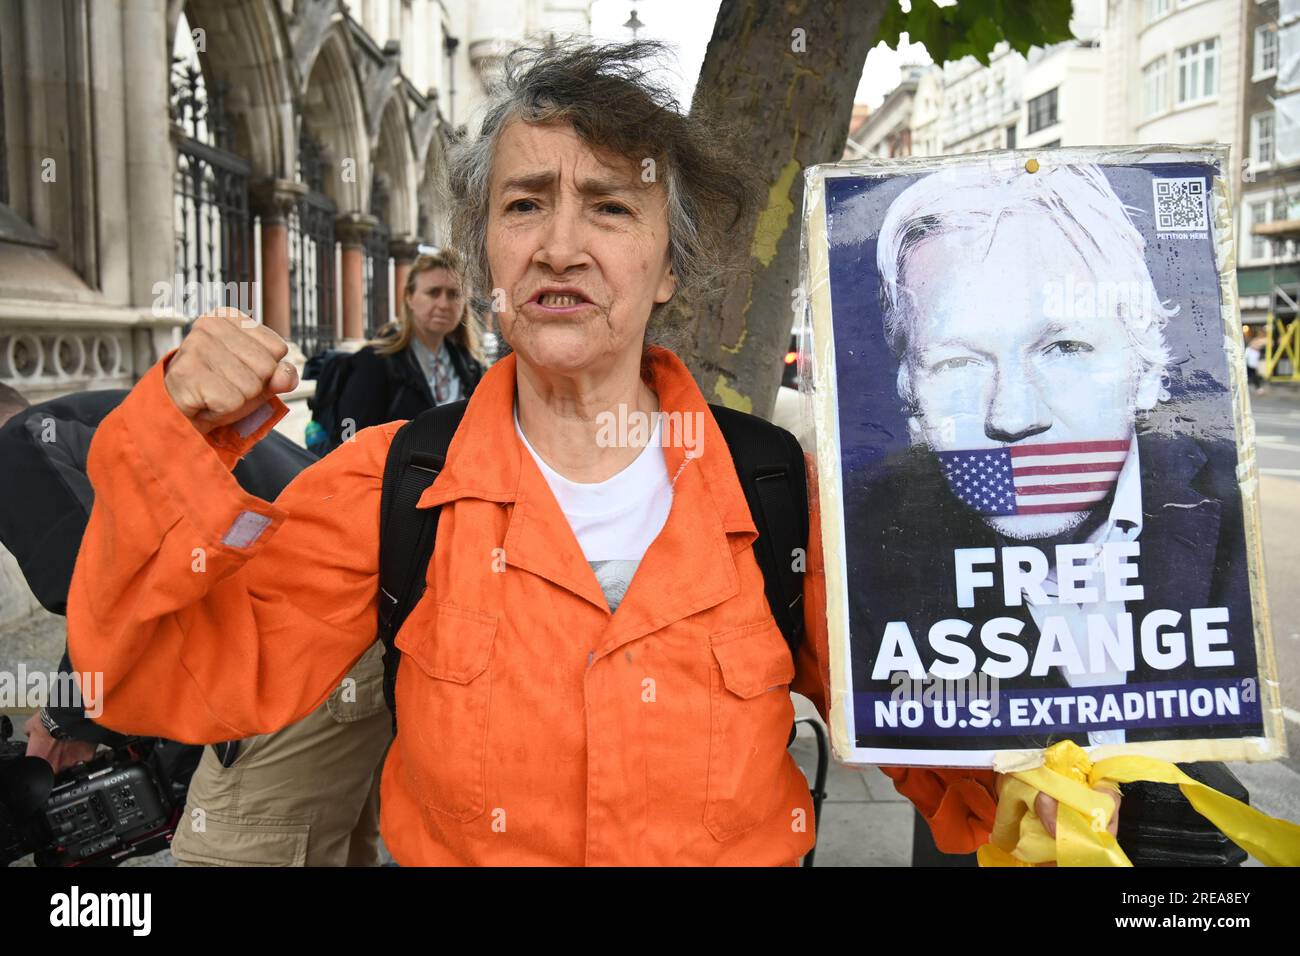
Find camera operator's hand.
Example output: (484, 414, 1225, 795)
(163, 308, 299, 436)
(24, 713, 97, 774)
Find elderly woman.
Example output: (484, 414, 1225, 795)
(66, 42, 1000, 865)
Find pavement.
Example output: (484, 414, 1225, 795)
(788, 695, 916, 866)
(1252, 386, 1300, 760)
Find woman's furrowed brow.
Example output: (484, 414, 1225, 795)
(499, 170, 642, 197)
(500, 171, 556, 193)
(576, 175, 643, 198)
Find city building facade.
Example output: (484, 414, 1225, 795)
(846, 1, 1104, 160)
(844, 67, 943, 160)
(1019, 36, 1106, 150)
(847, 68, 921, 159)
(940, 45, 1027, 153)
(0, 0, 591, 409)
(845, 2, 1282, 372)
(1101, 0, 1243, 160)
(1238, 0, 1300, 378)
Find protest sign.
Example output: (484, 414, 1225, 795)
(801, 147, 1284, 768)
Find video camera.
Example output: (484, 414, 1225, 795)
(0, 715, 199, 867)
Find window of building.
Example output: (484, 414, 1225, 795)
(1277, 90, 1300, 164)
(1253, 111, 1276, 167)
(1176, 38, 1219, 105)
(291, 130, 339, 359)
(1142, 57, 1168, 118)
(1256, 24, 1279, 79)
(1281, 23, 1300, 92)
(0, 42, 7, 208)
(1144, 0, 1172, 24)
(1027, 88, 1058, 134)
(170, 28, 252, 316)
(1244, 197, 1298, 262)
(1006, 123, 1017, 148)
(0, 12, 63, 254)
(1249, 200, 1270, 260)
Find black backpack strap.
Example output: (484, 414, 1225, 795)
(377, 401, 469, 729)
(708, 404, 809, 656)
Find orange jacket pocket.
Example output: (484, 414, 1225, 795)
(704, 619, 797, 842)
(394, 601, 498, 821)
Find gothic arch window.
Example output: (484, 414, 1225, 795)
(291, 128, 339, 358)
(171, 15, 253, 316)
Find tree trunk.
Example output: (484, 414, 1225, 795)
(682, 0, 886, 418)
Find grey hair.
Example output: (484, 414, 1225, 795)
(876, 163, 1177, 408)
(445, 39, 759, 336)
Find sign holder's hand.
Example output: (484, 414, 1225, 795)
(981, 740, 1300, 866)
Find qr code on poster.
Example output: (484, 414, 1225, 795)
(1153, 177, 1208, 232)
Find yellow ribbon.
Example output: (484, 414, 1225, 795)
(976, 741, 1300, 867)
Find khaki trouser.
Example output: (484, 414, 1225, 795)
(170, 642, 393, 866)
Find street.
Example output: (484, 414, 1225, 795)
(1253, 387, 1300, 763)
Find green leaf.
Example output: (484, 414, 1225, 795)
(879, 0, 1076, 66)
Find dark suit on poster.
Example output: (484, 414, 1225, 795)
(847, 431, 1260, 751)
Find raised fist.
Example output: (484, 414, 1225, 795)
(163, 309, 299, 435)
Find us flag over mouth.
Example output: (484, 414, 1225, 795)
(936, 439, 1130, 516)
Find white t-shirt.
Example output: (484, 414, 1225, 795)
(515, 409, 673, 612)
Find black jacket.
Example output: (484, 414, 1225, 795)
(335, 338, 483, 439)
(0, 390, 315, 743)
(846, 431, 1260, 751)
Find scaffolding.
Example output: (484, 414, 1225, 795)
(1260, 0, 1300, 380)
(1252, 214, 1300, 381)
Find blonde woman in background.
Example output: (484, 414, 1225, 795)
(334, 250, 485, 445)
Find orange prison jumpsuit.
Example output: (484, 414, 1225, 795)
(67, 346, 995, 864)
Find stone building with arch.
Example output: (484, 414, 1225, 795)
(0, 0, 591, 404)
(0, 0, 590, 625)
